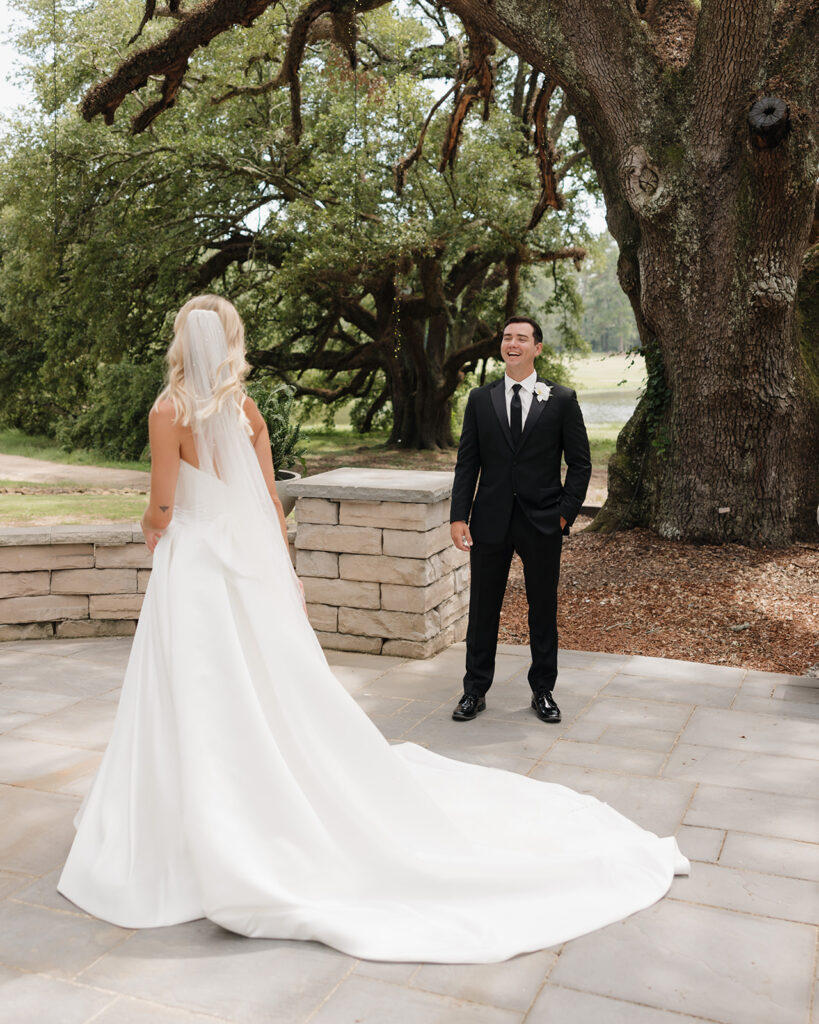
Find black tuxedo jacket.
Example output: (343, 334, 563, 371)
(450, 377, 592, 543)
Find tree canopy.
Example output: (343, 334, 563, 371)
(0, 0, 593, 455)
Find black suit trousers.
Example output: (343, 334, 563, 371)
(464, 500, 563, 698)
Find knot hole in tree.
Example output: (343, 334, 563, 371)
(638, 166, 659, 195)
(621, 146, 666, 214)
(748, 97, 790, 150)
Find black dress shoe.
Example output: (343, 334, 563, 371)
(531, 692, 561, 723)
(452, 694, 486, 721)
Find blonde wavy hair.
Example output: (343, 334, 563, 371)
(156, 295, 251, 432)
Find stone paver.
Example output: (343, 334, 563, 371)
(0, 637, 817, 1023)
(79, 922, 353, 1024)
(550, 900, 816, 1024)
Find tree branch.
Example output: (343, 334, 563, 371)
(530, 244, 587, 266)
(439, 16, 495, 171)
(527, 78, 563, 229)
(441, 329, 499, 377)
(359, 384, 389, 431)
(253, 341, 380, 373)
(278, 366, 374, 400)
(556, 148, 588, 181)
(188, 231, 287, 290)
(445, 0, 657, 140)
(445, 246, 493, 298)
(393, 83, 456, 194)
(82, 0, 280, 131)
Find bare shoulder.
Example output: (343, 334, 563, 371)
(150, 398, 176, 421)
(242, 394, 265, 433)
(148, 399, 181, 439)
(242, 394, 260, 417)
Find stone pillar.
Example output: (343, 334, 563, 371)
(290, 468, 469, 658)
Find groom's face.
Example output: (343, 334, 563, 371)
(501, 322, 542, 377)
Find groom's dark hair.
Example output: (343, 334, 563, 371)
(503, 316, 543, 347)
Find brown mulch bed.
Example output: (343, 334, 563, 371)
(500, 517, 819, 676)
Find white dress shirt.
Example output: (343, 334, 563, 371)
(504, 370, 537, 427)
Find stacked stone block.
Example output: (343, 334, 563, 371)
(0, 524, 152, 641)
(0, 522, 300, 642)
(1, 468, 469, 660)
(291, 468, 469, 659)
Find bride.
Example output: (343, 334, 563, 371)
(58, 294, 688, 963)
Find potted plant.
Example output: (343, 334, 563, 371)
(246, 379, 306, 516)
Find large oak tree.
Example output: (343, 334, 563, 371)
(80, 0, 819, 545)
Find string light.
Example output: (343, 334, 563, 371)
(352, 0, 359, 239)
(52, 0, 58, 240)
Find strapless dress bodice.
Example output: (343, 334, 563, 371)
(173, 460, 230, 522)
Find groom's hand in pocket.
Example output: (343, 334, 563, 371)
(451, 521, 473, 552)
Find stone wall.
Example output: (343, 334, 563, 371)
(0, 524, 151, 642)
(0, 523, 300, 643)
(1, 468, 469, 658)
(291, 468, 469, 658)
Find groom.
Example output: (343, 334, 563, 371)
(449, 317, 591, 723)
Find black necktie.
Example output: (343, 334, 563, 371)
(510, 383, 522, 447)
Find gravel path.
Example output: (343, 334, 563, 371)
(0, 453, 149, 489)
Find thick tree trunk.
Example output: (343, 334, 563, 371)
(384, 322, 456, 449)
(584, 124, 819, 545)
(388, 380, 455, 449)
(445, 0, 819, 545)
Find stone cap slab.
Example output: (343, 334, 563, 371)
(0, 523, 141, 546)
(288, 468, 455, 503)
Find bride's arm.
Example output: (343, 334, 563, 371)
(141, 401, 180, 552)
(243, 397, 290, 549)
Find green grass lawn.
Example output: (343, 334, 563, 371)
(299, 427, 390, 454)
(587, 424, 618, 465)
(301, 423, 617, 474)
(569, 351, 645, 392)
(0, 492, 147, 526)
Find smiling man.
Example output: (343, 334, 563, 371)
(449, 316, 591, 723)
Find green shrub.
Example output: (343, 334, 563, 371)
(57, 359, 164, 461)
(245, 379, 306, 476)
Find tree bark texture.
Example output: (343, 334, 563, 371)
(443, 0, 819, 545)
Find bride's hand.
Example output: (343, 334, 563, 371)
(143, 528, 164, 553)
(297, 577, 306, 611)
(141, 516, 164, 553)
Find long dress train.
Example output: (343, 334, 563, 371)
(58, 458, 688, 963)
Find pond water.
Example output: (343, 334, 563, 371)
(577, 388, 641, 425)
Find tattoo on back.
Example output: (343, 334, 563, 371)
(159, 505, 169, 512)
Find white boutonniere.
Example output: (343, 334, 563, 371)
(533, 382, 552, 403)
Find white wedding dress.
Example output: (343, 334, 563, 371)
(58, 311, 688, 963)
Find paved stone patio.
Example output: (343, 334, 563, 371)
(0, 636, 817, 1024)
